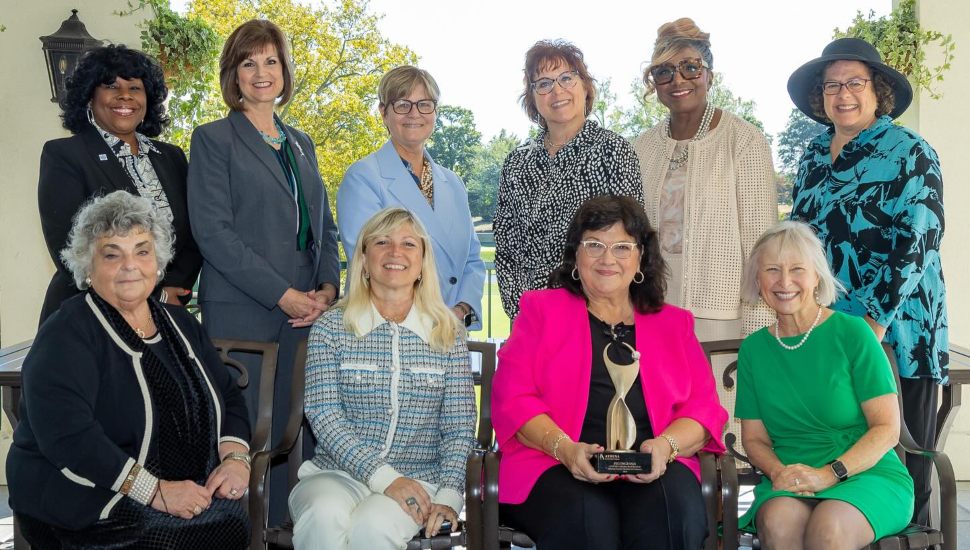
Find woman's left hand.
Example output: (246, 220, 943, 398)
(423, 503, 458, 537)
(205, 459, 250, 500)
(771, 463, 835, 496)
(626, 437, 674, 484)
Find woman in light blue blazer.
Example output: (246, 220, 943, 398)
(337, 66, 485, 329)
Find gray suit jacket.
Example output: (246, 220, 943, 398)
(187, 110, 340, 310)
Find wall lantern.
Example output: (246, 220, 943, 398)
(39, 9, 102, 104)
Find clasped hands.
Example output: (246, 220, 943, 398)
(279, 285, 337, 327)
(557, 436, 674, 484)
(384, 477, 458, 537)
(149, 459, 249, 519)
(770, 463, 837, 496)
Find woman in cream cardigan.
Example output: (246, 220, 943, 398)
(633, 18, 776, 340)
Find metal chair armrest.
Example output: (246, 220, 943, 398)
(698, 452, 719, 550)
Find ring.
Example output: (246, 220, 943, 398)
(193, 505, 202, 515)
(405, 497, 417, 507)
(229, 488, 239, 496)
(794, 478, 801, 486)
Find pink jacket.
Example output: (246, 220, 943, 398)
(491, 288, 727, 504)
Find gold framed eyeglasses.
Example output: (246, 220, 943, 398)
(579, 240, 639, 259)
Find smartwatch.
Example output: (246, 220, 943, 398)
(829, 459, 848, 482)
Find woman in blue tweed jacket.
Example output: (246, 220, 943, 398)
(288, 207, 476, 549)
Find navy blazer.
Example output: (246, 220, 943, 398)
(187, 110, 340, 310)
(337, 141, 485, 328)
(37, 125, 202, 323)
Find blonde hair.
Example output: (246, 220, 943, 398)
(642, 17, 713, 96)
(740, 221, 845, 306)
(340, 208, 462, 351)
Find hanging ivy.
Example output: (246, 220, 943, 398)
(117, 0, 219, 95)
(834, 0, 955, 100)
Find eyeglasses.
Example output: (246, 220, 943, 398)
(820, 78, 871, 95)
(531, 70, 580, 95)
(579, 240, 639, 259)
(648, 58, 709, 86)
(390, 99, 437, 115)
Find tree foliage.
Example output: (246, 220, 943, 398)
(835, 0, 955, 99)
(776, 108, 826, 176)
(427, 105, 482, 179)
(464, 130, 519, 223)
(158, 0, 417, 207)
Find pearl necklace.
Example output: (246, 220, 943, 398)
(665, 101, 715, 171)
(774, 307, 823, 351)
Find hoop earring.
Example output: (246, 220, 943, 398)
(87, 104, 96, 126)
(571, 267, 580, 281)
(632, 271, 645, 284)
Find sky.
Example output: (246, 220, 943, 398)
(174, 0, 893, 147)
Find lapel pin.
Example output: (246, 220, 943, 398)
(98, 154, 108, 161)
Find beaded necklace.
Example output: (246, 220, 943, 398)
(258, 119, 287, 146)
(665, 102, 715, 171)
(773, 306, 823, 351)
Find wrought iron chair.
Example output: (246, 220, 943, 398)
(703, 339, 956, 550)
(247, 339, 493, 550)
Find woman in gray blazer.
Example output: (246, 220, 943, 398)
(187, 19, 340, 525)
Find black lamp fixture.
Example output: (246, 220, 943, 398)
(39, 9, 102, 104)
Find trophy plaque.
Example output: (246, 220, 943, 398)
(591, 341, 652, 474)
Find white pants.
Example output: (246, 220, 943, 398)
(288, 461, 438, 550)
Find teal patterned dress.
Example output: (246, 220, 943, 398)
(791, 116, 947, 383)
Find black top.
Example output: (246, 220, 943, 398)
(580, 313, 653, 449)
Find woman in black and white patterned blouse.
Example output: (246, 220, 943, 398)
(494, 39, 643, 319)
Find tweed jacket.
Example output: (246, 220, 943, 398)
(304, 304, 476, 514)
(337, 141, 485, 328)
(6, 293, 250, 529)
(633, 111, 776, 336)
(491, 288, 728, 504)
(37, 125, 202, 323)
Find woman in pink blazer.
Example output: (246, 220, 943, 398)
(492, 195, 727, 549)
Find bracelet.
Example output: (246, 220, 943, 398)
(659, 433, 680, 464)
(222, 451, 252, 469)
(550, 433, 571, 462)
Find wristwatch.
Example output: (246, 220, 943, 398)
(829, 459, 848, 482)
(456, 302, 475, 328)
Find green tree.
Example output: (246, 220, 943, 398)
(427, 105, 482, 179)
(170, 0, 416, 207)
(464, 130, 519, 223)
(777, 109, 826, 176)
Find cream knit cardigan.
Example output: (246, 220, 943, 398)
(633, 110, 777, 336)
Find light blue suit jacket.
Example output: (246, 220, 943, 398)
(337, 141, 485, 329)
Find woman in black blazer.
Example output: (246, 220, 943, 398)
(38, 45, 201, 324)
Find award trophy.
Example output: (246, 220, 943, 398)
(591, 341, 652, 474)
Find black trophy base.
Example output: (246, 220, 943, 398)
(591, 450, 652, 474)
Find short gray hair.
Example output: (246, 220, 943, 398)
(741, 220, 845, 306)
(61, 191, 175, 289)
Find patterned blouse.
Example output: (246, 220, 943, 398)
(92, 120, 173, 223)
(494, 119, 643, 318)
(791, 116, 948, 382)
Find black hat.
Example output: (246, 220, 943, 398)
(787, 37, 912, 125)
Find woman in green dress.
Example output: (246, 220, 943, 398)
(735, 220, 913, 549)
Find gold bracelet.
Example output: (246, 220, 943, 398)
(222, 451, 252, 469)
(659, 433, 680, 464)
(551, 433, 571, 462)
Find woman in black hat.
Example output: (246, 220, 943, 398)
(787, 37, 947, 529)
